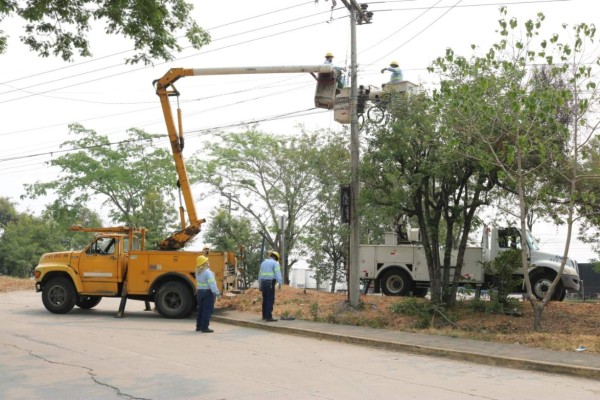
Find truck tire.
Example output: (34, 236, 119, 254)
(380, 269, 413, 296)
(531, 273, 564, 301)
(413, 288, 429, 298)
(75, 295, 102, 309)
(154, 281, 194, 319)
(42, 277, 76, 314)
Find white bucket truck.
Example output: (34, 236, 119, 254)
(358, 226, 581, 301)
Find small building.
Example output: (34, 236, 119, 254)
(290, 264, 347, 293)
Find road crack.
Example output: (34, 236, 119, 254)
(1, 343, 151, 400)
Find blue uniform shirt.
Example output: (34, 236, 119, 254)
(383, 66, 403, 83)
(258, 258, 283, 284)
(196, 267, 220, 296)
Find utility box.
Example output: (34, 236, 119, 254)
(314, 71, 340, 110)
(369, 80, 418, 103)
(334, 87, 351, 124)
(383, 80, 418, 94)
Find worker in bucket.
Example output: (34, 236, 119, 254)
(323, 52, 345, 89)
(258, 250, 283, 322)
(381, 60, 403, 84)
(195, 255, 221, 333)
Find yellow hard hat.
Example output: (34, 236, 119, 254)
(390, 61, 399, 67)
(269, 251, 280, 261)
(325, 52, 334, 58)
(196, 255, 209, 267)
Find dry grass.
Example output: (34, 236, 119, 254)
(0, 275, 34, 292)
(4, 276, 597, 354)
(221, 286, 600, 354)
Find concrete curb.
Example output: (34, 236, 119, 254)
(212, 314, 600, 380)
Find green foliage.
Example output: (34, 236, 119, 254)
(1, 0, 210, 64)
(309, 302, 319, 321)
(202, 209, 263, 284)
(192, 128, 334, 282)
(301, 130, 351, 292)
(0, 201, 102, 277)
(0, 214, 61, 277)
(390, 298, 445, 329)
(24, 124, 179, 246)
(0, 197, 18, 228)
(483, 249, 522, 305)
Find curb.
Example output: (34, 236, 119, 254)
(212, 314, 600, 380)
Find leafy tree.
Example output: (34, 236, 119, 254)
(362, 86, 497, 307)
(1, 0, 210, 64)
(0, 197, 18, 230)
(24, 123, 179, 248)
(192, 127, 325, 283)
(202, 209, 263, 287)
(41, 199, 103, 249)
(0, 213, 57, 277)
(302, 130, 350, 292)
(431, 9, 598, 330)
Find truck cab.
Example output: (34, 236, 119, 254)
(482, 226, 581, 300)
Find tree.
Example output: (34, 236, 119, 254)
(24, 123, 180, 248)
(431, 9, 598, 330)
(0, 201, 101, 277)
(202, 209, 263, 287)
(192, 127, 325, 283)
(0, 197, 18, 230)
(362, 86, 497, 307)
(301, 130, 350, 292)
(1, 0, 210, 64)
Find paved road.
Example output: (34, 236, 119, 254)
(1, 291, 599, 400)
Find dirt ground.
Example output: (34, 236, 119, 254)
(5, 276, 598, 354)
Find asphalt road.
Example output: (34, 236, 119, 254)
(1, 290, 599, 400)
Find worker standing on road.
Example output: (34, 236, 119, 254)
(195, 255, 221, 333)
(381, 61, 403, 83)
(323, 52, 345, 89)
(258, 251, 283, 322)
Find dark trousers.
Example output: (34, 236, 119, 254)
(196, 290, 215, 330)
(260, 279, 275, 320)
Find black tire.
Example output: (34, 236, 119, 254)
(154, 281, 194, 319)
(75, 295, 102, 309)
(380, 269, 413, 296)
(41, 277, 76, 314)
(367, 105, 385, 124)
(531, 273, 564, 301)
(413, 287, 429, 298)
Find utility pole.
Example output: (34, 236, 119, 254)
(339, 1, 372, 307)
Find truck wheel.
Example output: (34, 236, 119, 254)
(42, 277, 76, 314)
(75, 296, 102, 309)
(154, 281, 194, 319)
(413, 288, 428, 298)
(380, 269, 413, 296)
(531, 273, 564, 301)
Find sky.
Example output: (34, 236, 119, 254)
(1, 0, 599, 261)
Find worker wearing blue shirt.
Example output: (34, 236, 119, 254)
(381, 61, 403, 83)
(324, 52, 346, 89)
(258, 251, 283, 322)
(195, 255, 221, 333)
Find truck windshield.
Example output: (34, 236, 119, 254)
(525, 231, 540, 250)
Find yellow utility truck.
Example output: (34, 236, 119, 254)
(34, 226, 237, 318)
(32, 66, 245, 318)
(34, 65, 331, 318)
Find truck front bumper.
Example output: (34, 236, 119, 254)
(561, 274, 580, 292)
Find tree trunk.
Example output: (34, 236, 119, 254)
(533, 301, 544, 332)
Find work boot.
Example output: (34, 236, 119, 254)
(201, 328, 214, 333)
